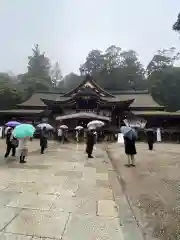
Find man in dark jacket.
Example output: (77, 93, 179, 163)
(86, 129, 95, 158)
(40, 127, 48, 154)
(4, 128, 17, 158)
(146, 129, 155, 150)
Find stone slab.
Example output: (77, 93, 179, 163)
(32, 237, 49, 240)
(54, 170, 83, 179)
(0, 183, 14, 191)
(96, 173, 109, 181)
(51, 197, 97, 215)
(0, 207, 21, 231)
(7, 193, 57, 210)
(63, 214, 124, 240)
(96, 179, 111, 188)
(4, 209, 69, 239)
(97, 200, 118, 217)
(76, 186, 113, 200)
(0, 192, 20, 207)
(5, 183, 37, 193)
(0, 233, 32, 240)
(0, 142, 127, 239)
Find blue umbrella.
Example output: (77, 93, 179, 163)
(5, 121, 21, 127)
(120, 126, 137, 140)
(12, 124, 35, 138)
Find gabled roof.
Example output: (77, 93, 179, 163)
(114, 92, 163, 108)
(17, 76, 163, 109)
(0, 109, 46, 115)
(74, 87, 101, 98)
(18, 90, 162, 109)
(18, 92, 61, 107)
(63, 75, 115, 98)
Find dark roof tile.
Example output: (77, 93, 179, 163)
(114, 93, 162, 108)
(0, 109, 44, 114)
(18, 93, 61, 107)
(18, 90, 162, 109)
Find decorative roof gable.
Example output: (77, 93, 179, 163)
(63, 75, 115, 98)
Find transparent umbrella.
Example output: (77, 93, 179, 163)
(120, 126, 137, 140)
(37, 123, 53, 130)
(87, 120, 104, 129)
(59, 125, 68, 129)
(75, 126, 83, 130)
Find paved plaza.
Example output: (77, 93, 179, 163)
(108, 142, 180, 240)
(1, 140, 179, 240)
(0, 140, 128, 240)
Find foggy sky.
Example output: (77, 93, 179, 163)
(0, 0, 180, 76)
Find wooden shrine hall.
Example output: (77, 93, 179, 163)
(0, 75, 180, 130)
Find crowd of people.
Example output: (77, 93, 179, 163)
(3, 122, 157, 167)
(3, 124, 99, 162)
(4, 126, 48, 163)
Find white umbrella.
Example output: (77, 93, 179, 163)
(87, 120, 104, 129)
(59, 125, 68, 129)
(75, 126, 83, 130)
(37, 123, 53, 130)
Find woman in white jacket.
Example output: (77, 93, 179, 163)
(17, 137, 29, 163)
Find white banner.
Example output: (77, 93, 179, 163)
(0, 127, 3, 138)
(117, 133, 124, 144)
(156, 128, 161, 142)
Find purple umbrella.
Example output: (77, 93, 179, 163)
(5, 121, 21, 127)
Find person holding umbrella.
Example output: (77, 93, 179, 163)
(12, 123, 35, 163)
(4, 121, 20, 159)
(59, 125, 68, 143)
(40, 126, 48, 154)
(75, 126, 83, 142)
(57, 128, 63, 142)
(121, 126, 137, 167)
(86, 127, 95, 158)
(18, 137, 29, 163)
(4, 127, 18, 158)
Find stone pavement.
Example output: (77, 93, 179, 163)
(107, 142, 180, 240)
(0, 140, 127, 239)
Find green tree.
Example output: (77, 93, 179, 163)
(28, 44, 51, 79)
(79, 46, 146, 91)
(79, 50, 105, 76)
(62, 73, 83, 90)
(118, 50, 145, 90)
(104, 45, 121, 71)
(173, 13, 180, 32)
(0, 73, 23, 109)
(50, 61, 63, 88)
(147, 48, 179, 76)
(19, 73, 51, 98)
(147, 48, 180, 108)
(149, 67, 180, 110)
(0, 73, 11, 86)
(18, 44, 53, 98)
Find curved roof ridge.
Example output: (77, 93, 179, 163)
(110, 90, 149, 95)
(63, 75, 115, 98)
(35, 91, 65, 94)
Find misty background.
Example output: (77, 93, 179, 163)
(0, 0, 180, 75)
(0, 0, 180, 111)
